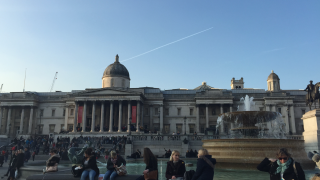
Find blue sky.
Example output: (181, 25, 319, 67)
(0, 1, 319, 92)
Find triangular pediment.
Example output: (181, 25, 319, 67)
(77, 88, 140, 96)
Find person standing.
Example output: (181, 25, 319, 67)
(165, 150, 186, 180)
(4, 150, 9, 163)
(103, 150, 126, 180)
(191, 148, 216, 180)
(0, 154, 4, 167)
(32, 150, 36, 161)
(257, 148, 306, 180)
(135, 148, 158, 180)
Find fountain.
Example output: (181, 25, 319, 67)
(203, 95, 315, 170)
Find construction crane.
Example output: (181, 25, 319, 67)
(50, 72, 58, 92)
(0, 84, 3, 93)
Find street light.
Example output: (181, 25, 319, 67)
(184, 116, 187, 135)
(286, 108, 292, 135)
(39, 110, 43, 134)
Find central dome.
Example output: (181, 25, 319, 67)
(103, 55, 130, 80)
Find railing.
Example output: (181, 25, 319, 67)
(286, 135, 304, 140)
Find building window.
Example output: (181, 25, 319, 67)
(164, 124, 170, 134)
(155, 108, 159, 115)
(302, 109, 305, 115)
(52, 109, 55, 117)
(165, 108, 169, 116)
(177, 108, 181, 116)
(49, 124, 55, 133)
(189, 124, 195, 134)
(259, 107, 263, 111)
(200, 108, 204, 115)
(39, 125, 43, 134)
(63, 109, 66, 116)
(176, 124, 182, 134)
(70, 109, 74, 116)
(212, 109, 216, 115)
(190, 109, 194, 115)
(145, 108, 149, 115)
(89, 108, 92, 115)
(200, 126, 205, 133)
(278, 108, 282, 114)
(40, 109, 44, 116)
(61, 124, 65, 131)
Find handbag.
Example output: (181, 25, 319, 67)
(71, 165, 84, 177)
(116, 165, 127, 176)
(46, 163, 58, 172)
(144, 170, 158, 180)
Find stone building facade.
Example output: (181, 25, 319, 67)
(0, 55, 310, 137)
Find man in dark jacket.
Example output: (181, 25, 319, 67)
(0, 154, 4, 167)
(24, 148, 31, 163)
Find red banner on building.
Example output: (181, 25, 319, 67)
(78, 106, 83, 123)
(132, 106, 137, 123)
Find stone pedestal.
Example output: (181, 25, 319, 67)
(302, 109, 320, 153)
(125, 143, 133, 158)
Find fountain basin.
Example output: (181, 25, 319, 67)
(202, 139, 315, 170)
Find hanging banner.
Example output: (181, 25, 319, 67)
(132, 106, 137, 123)
(78, 106, 83, 123)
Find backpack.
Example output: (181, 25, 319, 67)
(184, 170, 195, 180)
(71, 165, 84, 177)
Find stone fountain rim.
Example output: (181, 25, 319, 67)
(202, 139, 304, 142)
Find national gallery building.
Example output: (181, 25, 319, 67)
(0, 55, 309, 137)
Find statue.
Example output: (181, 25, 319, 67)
(304, 80, 320, 110)
(68, 141, 92, 164)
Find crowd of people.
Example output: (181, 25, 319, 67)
(0, 134, 308, 180)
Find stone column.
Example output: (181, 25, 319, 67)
(6, 107, 11, 135)
(136, 101, 141, 132)
(141, 104, 144, 128)
(100, 102, 105, 132)
(109, 101, 114, 132)
(28, 107, 34, 134)
(0, 107, 3, 134)
(230, 105, 233, 112)
(284, 106, 290, 133)
(20, 108, 25, 134)
(149, 105, 153, 131)
(196, 105, 199, 133)
(206, 104, 209, 128)
(159, 104, 163, 133)
(118, 101, 122, 132)
(64, 107, 69, 131)
(127, 101, 131, 132)
(290, 105, 296, 134)
(91, 102, 96, 132)
(82, 102, 87, 132)
(73, 102, 78, 132)
(266, 104, 270, 111)
(220, 104, 224, 134)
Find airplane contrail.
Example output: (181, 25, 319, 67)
(120, 27, 213, 62)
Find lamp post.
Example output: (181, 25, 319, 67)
(286, 107, 292, 135)
(184, 116, 187, 135)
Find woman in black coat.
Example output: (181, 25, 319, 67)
(43, 149, 60, 173)
(103, 150, 126, 180)
(135, 148, 158, 180)
(191, 148, 216, 180)
(165, 150, 186, 180)
(79, 148, 99, 180)
(257, 148, 305, 180)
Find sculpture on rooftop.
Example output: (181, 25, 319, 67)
(304, 80, 320, 110)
